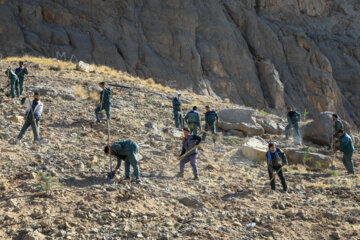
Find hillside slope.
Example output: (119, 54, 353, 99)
(0, 57, 359, 239)
(0, 0, 359, 126)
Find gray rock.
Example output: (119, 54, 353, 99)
(76, 61, 94, 73)
(283, 148, 330, 168)
(218, 108, 257, 125)
(241, 136, 268, 163)
(302, 112, 353, 145)
(0, 0, 359, 126)
(228, 129, 245, 137)
(256, 117, 281, 135)
(178, 196, 203, 208)
(258, 60, 285, 110)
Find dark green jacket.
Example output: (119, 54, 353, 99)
(185, 110, 201, 127)
(205, 110, 219, 126)
(338, 133, 354, 154)
(172, 97, 181, 111)
(333, 119, 343, 133)
(111, 140, 139, 169)
(287, 111, 301, 124)
(15, 68, 28, 81)
(100, 88, 111, 105)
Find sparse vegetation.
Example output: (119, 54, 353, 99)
(38, 171, 63, 195)
(224, 98, 230, 103)
(303, 149, 312, 166)
(303, 109, 309, 121)
(329, 169, 338, 177)
(224, 136, 240, 146)
(260, 109, 270, 116)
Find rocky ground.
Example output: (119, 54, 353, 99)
(0, 57, 359, 240)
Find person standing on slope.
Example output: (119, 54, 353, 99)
(328, 114, 343, 150)
(172, 92, 184, 129)
(95, 82, 112, 123)
(184, 106, 201, 136)
(15, 61, 29, 96)
(201, 105, 219, 143)
(285, 107, 301, 144)
(5, 68, 20, 98)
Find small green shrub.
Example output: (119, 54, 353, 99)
(260, 109, 270, 116)
(315, 161, 322, 169)
(225, 137, 240, 146)
(303, 109, 309, 121)
(38, 171, 63, 194)
(303, 149, 312, 165)
(329, 170, 338, 177)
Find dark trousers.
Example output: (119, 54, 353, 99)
(268, 165, 287, 191)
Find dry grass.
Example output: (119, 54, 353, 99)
(73, 86, 89, 100)
(73, 85, 99, 100)
(306, 182, 327, 188)
(3, 55, 76, 69)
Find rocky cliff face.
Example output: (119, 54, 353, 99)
(0, 0, 359, 125)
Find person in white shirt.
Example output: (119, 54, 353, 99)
(17, 92, 43, 142)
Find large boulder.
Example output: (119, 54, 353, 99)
(302, 112, 352, 146)
(217, 108, 265, 136)
(218, 108, 256, 124)
(256, 116, 283, 135)
(241, 136, 268, 162)
(283, 148, 330, 169)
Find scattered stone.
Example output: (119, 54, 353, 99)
(76, 61, 94, 73)
(29, 172, 37, 179)
(178, 196, 203, 208)
(23, 230, 46, 240)
(284, 210, 296, 218)
(10, 115, 21, 123)
(241, 136, 267, 162)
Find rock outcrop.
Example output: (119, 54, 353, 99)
(302, 112, 354, 146)
(0, 0, 359, 126)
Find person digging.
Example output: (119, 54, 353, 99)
(15, 92, 43, 143)
(176, 127, 202, 180)
(105, 140, 141, 183)
(334, 129, 355, 174)
(266, 143, 288, 192)
(95, 82, 112, 123)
